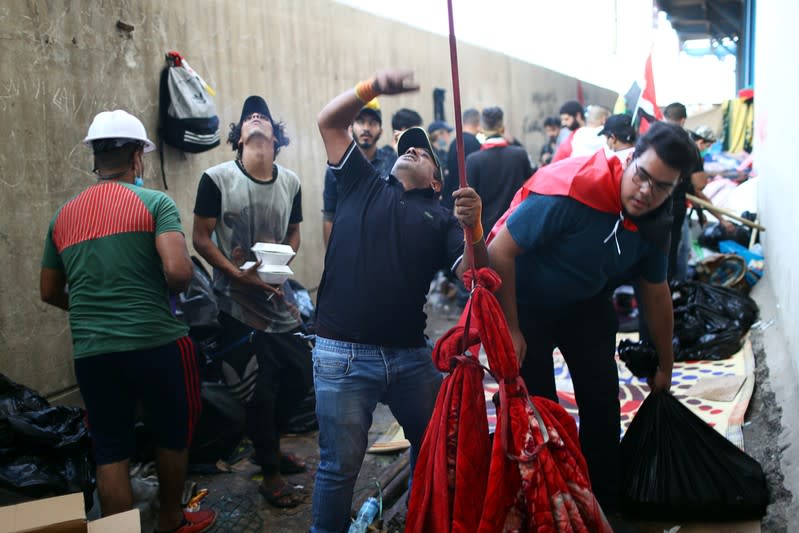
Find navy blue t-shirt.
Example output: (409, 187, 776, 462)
(507, 193, 667, 308)
(315, 143, 465, 347)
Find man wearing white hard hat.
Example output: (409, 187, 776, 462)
(40, 110, 216, 533)
(192, 96, 312, 508)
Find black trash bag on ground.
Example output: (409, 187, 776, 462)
(673, 304, 735, 347)
(671, 282, 759, 361)
(0, 374, 50, 418)
(620, 392, 769, 521)
(697, 221, 751, 251)
(189, 382, 246, 466)
(176, 256, 220, 333)
(674, 329, 746, 362)
(618, 339, 658, 378)
(0, 454, 66, 495)
(7, 406, 87, 449)
(1, 374, 51, 451)
(680, 282, 758, 331)
(0, 452, 94, 499)
(0, 375, 95, 505)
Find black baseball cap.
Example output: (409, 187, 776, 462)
(598, 114, 635, 143)
(397, 127, 442, 180)
(239, 95, 273, 125)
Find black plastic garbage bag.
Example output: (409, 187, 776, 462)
(189, 382, 246, 466)
(673, 282, 758, 330)
(0, 374, 50, 418)
(0, 454, 66, 495)
(618, 339, 658, 379)
(697, 222, 751, 251)
(620, 392, 769, 521)
(674, 329, 746, 362)
(671, 282, 759, 361)
(176, 257, 220, 332)
(7, 406, 87, 449)
(0, 452, 94, 499)
(1, 374, 51, 450)
(673, 304, 735, 346)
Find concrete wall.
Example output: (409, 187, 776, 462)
(752, 1, 799, 503)
(753, 2, 799, 382)
(0, 0, 614, 395)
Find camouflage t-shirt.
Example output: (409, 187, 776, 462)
(195, 160, 302, 332)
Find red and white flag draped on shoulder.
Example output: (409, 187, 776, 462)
(406, 269, 611, 533)
(406, 2, 612, 531)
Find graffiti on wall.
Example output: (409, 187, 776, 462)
(521, 90, 558, 163)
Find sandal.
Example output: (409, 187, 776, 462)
(259, 482, 303, 508)
(279, 453, 307, 474)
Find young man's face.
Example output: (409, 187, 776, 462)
(393, 146, 440, 193)
(544, 125, 559, 140)
(620, 147, 680, 217)
(560, 113, 577, 131)
(351, 114, 382, 150)
(240, 113, 275, 148)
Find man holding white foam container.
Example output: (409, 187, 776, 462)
(192, 95, 311, 508)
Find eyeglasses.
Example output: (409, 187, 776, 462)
(632, 161, 676, 196)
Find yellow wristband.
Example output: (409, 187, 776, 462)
(354, 78, 379, 103)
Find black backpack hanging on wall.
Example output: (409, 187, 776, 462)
(158, 50, 220, 188)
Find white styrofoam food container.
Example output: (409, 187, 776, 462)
(251, 242, 295, 265)
(241, 262, 293, 285)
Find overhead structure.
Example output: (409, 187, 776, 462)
(656, 0, 755, 89)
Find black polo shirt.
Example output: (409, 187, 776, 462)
(315, 142, 465, 348)
(465, 141, 533, 232)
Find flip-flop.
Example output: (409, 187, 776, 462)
(279, 453, 307, 474)
(259, 482, 303, 508)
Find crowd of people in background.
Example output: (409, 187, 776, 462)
(38, 63, 733, 532)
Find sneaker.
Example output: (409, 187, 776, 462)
(174, 509, 217, 533)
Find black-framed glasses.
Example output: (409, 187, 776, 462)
(632, 160, 676, 196)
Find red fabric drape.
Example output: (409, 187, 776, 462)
(407, 268, 611, 533)
(486, 150, 635, 245)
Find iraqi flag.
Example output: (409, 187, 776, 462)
(617, 51, 663, 134)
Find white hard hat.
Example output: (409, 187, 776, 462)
(83, 110, 155, 153)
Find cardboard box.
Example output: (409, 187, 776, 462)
(0, 493, 139, 533)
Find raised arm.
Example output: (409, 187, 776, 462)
(317, 68, 419, 165)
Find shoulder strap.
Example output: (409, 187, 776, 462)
(158, 64, 171, 189)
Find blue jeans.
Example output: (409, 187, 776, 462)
(310, 337, 442, 533)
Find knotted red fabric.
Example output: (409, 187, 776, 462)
(407, 268, 611, 533)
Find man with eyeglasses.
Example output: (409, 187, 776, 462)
(192, 96, 312, 508)
(488, 122, 696, 516)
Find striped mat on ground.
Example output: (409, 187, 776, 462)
(483, 333, 755, 449)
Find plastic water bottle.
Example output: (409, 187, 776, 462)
(348, 497, 379, 533)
